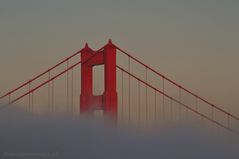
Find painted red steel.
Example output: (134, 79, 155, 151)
(80, 40, 118, 119)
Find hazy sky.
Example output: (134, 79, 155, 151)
(0, 0, 239, 115)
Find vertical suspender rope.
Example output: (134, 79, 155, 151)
(195, 96, 198, 111)
(195, 96, 199, 123)
(48, 71, 51, 114)
(227, 114, 230, 130)
(121, 70, 124, 121)
(29, 82, 31, 112)
(154, 89, 157, 121)
(211, 104, 215, 134)
(145, 66, 148, 121)
(128, 55, 131, 121)
(227, 114, 231, 137)
(52, 80, 54, 113)
(170, 97, 173, 121)
(179, 86, 182, 120)
(67, 60, 69, 113)
(138, 79, 141, 124)
(211, 105, 214, 120)
(162, 77, 165, 121)
(8, 93, 11, 105)
(71, 68, 74, 114)
(31, 91, 34, 113)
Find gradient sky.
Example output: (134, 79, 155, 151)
(0, 0, 239, 115)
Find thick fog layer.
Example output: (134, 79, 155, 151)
(0, 105, 238, 159)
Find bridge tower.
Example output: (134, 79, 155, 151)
(80, 40, 117, 119)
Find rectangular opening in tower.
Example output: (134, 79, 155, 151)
(93, 65, 104, 96)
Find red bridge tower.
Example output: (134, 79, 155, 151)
(80, 40, 117, 119)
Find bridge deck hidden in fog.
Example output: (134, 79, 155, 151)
(1, 40, 239, 135)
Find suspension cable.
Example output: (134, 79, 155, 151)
(0, 50, 82, 100)
(115, 46, 239, 121)
(116, 65, 237, 134)
(1, 44, 105, 111)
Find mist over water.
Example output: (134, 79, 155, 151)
(0, 104, 239, 159)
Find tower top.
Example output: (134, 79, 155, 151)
(108, 39, 112, 44)
(84, 42, 89, 49)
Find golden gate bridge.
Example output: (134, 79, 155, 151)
(0, 40, 238, 135)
